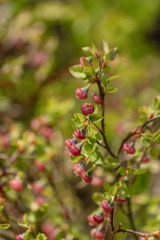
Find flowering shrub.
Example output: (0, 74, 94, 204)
(0, 40, 160, 240)
(66, 41, 160, 240)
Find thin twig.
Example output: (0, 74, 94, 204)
(95, 57, 117, 159)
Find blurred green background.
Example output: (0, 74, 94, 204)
(0, 1, 160, 238)
(1, 0, 160, 137)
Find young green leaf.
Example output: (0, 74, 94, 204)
(36, 233, 47, 240)
(69, 65, 86, 79)
(153, 129, 160, 144)
(102, 40, 110, 55)
(89, 113, 103, 122)
(106, 87, 117, 93)
(0, 224, 10, 229)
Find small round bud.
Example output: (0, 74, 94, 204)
(91, 177, 104, 187)
(65, 138, 77, 149)
(73, 163, 85, 177)
(9, 179, 23, 193)
(32, 181, 44, 194)
(91, 92, 102, 105)
(69, 143, 82, 157)
(142, 156, 150, 163)
(73, 128, 85, 139)
(95, 231, 105, 239)
(123, 142, 135, 154)
(16, 235, 23, 240)
(101, 200, 114, 213)
(34, 160, 46, 171)
(87, 215, 98, 226)
(81, 103, 94, 116)
(93, 213, 104, 224)
(75, 87, 88, 99)
(81, 172, 92, 183)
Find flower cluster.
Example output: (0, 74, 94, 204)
(66, 41, 160, 240)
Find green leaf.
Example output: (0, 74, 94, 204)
(69, 65, 86, 79)
(140, 131, 152, 147)
(92, 192, 102, 204)
(107, 48, 118, 61)
(152, 97, 160, 111)
(123, 184, 130, 197)
(103, 182, 111, 191)
(117, 167, 126, 175)
(83, 141, 94, 153)
(0, 224, 10, 229)
(104, 157, 120, 169)
(84, 67, 95, 78)
(105, 75, 119, 84)
(153, 129, 160, 144)
(89, 113, 103, 122)
(108, 184, 118, 197)
(23, 214, 29, 227)
(106, 87, 117, 93)
(82, 47, 93, 55)
(71, 113, 85, 128)
(102, 40, 110, 55)
(133, 169, 147, 175)
(103, 65, 111, 72)
(36, 233, 47, 240)
(90, 151, 104, 165)
(70, 155, 84, 162)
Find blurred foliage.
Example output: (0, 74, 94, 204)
(0, 0, 160, 239)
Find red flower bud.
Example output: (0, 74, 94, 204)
(75, 87, 89, 99)
(65, 138, 77, 149)
(34, 160, 46, 171)
(81, 171, 92, 183)
(95, 231, 105, 239)
(91, 92, 102, 105)
(101, 200, 114, 213)
(73, 163, 85, 176)
(16, 235, 23, 240)
(36, 196, 46, 206)
(81, 103, 94, 116)
(9, 179, 23, 193)
(87, 214, 98, 226)
(123, 142, 135, 154)
(142, 156, 150, 163)
(69, 143, 82, 157)
(73, 128, 85, 139)
(32, 181, 44, 194)
(93, 213, 104, 224)
(91, 177, 104, 187)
